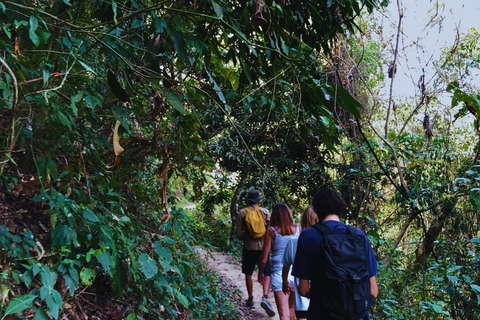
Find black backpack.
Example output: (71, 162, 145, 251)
(311, 222, 373, 320)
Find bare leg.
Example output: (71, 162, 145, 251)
(263, 275, 271, 298)
(288, 287, 295, 320)
(260, 276, 275, 316)
(245, 274, 253, 300)
(274, 290, 291, 320)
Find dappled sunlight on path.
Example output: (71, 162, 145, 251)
(197, 247, 280, 320)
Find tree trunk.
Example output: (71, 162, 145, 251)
(383, 208, 420, 267)
(229, 167, 251, 245)
(413, 199, 457, 269)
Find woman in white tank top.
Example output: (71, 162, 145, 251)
(258, 203, 299, 320)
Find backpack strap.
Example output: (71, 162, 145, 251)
(312, 222, 358, 235)
(345, 225, 359, 235)
(312, 222, 333, 235)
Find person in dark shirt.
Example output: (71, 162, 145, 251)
(292, 187, 378, 320)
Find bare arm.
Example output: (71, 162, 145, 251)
(370, 276, 378, 298)
(298, 279, 310, 297)
(258, 228, 273, 282)
(235, 212, 244, 241)
(281, 266, 291, 294)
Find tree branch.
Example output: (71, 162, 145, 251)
(356, 118, 407, 198)
(0, 56, 18, 111)
(384, 0, 403, 137)
(365, 118, 410, 195)
(0, 56, 20, 175)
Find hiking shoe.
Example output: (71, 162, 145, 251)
(261, 298, 275, 316)
(246, 298, 254, 308)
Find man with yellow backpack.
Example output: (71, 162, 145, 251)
(235, 189, 276, 316)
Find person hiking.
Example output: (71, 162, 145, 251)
(235, 189, 276, 316)
(292, 187, 379, 320)
(281, 205, 318, 320)
(258, 202, 299, 320)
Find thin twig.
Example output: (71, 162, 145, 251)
(79, 147, 91, 197)
(356, 118, 407, 198)
(0, 56, 20, 175)
(236, 65, 292, 106)
(393, 99, 425, 143)
(365, 117, 410, 195)
(19, 73, 66, 86)
(0, 56, 18, 111)
(384, 0, 403, 137)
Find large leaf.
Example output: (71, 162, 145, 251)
(176, 291, 189, 308)
(97, 251, 112, 273)
(3, 294, 37, 316)
(164, 90, 185, 114)
(82, 209, 99, 222)
(56, 111, 72, 131)
(99, 226, 115, 248)
(42, 288, 62, 319)
(138, 254, 158, 279)
(29, 16, 39, 46)
(107, 70, 130, 102)
(33, 307, 50, 320)
(80, 267, 96, 286)
(321, 84, 362, 118)
(206, 71, 226, 105)
(112, 0, 118, 24)
(46, 159, 58, 182)
(52, 225, 71, 247)
(172, 31, 187, 61)
(40, 266, 58, 289)
(211, 0, 223, 19)
(154, 241, 173, 264)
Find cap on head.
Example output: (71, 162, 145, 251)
(246, 190, 263, 203)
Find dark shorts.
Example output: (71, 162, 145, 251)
(264, 257, 272, 276)
(241, 248, 272, 276)
(296, 310, 308, 319)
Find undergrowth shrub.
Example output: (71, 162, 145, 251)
(186, 185, 238, 253)
(374, 236, 480, 320)
(0, 183, 240, 320)
(185, 208, 233, 252)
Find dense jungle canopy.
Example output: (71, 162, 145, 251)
(1, 0, 480, 319)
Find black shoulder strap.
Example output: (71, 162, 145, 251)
(345, 225, 359, 235)
(313, 222, 359, 235)
(312, 222, 333, 235)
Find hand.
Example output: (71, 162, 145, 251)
(282, 282, 291, 295)
(258, 273, 266, 285)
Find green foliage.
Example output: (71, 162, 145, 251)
(2, 294, 36, 319)
(0, 203, 240, 319)
(0, 227, 37, 261)
(375, 236, 480, 319)
(187, 207, 236, 252)
(0, 0, 384, 317)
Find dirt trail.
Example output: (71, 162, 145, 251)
(197, 247, 280, 320)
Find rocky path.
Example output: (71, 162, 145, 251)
(197, 247, 280, 320)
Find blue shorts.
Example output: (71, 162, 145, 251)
(271, 269, 294, 292)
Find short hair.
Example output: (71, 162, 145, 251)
(300, 205, 319, 230)
(312, 187, 347, 221)
(270, 202, 294, 235)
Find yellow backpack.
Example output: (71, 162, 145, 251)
(244, 207, 266, 239)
